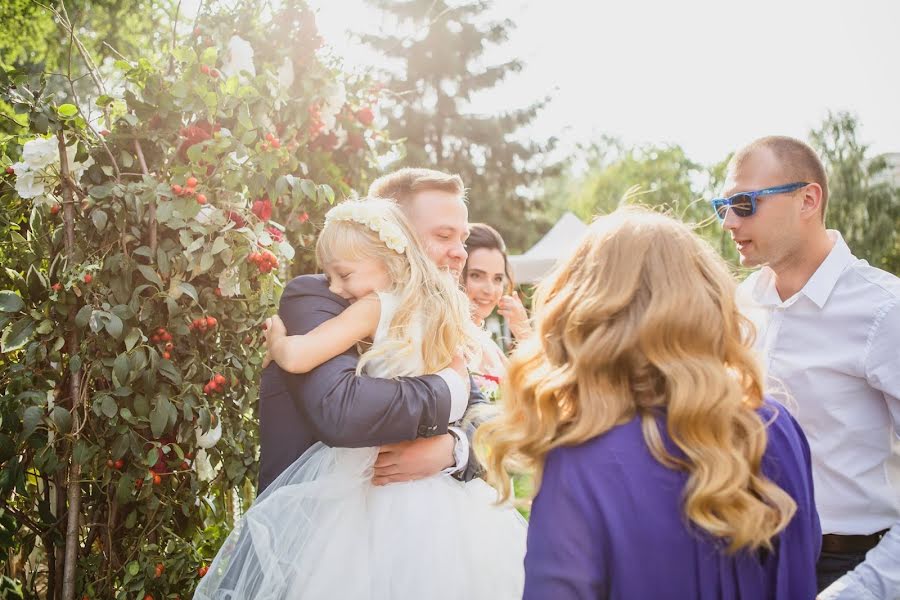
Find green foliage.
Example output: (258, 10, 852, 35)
(0, 1, 388, 596)
(810, 111, 899, 274)
(362, 0, 559, 252)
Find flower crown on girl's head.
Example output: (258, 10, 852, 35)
(323, 200, 409, 255)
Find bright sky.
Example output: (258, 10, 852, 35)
(309, 0, 900, 166)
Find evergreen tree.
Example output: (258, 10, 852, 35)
(362, 0, 557, 252)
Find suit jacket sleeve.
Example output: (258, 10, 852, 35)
(453, 379, 490, 482)
(278, 275, 452, 447)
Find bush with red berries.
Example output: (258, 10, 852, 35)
(0, 0, 391, 597)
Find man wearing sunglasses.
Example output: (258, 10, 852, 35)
(717, 136, 899, 600)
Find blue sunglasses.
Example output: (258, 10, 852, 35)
(711, 182, 809, 221)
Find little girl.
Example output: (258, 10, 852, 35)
(194, 198, 526, 600)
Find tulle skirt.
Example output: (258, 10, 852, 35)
(194, 443, 527, 599)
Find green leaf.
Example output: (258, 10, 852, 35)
(22, 406, 43, 439)
(178, 282, 198, 303)
(146, 446, 159, 467)
(113, 353, 130, 388)
(211, 237, 228, 255)
(2, 318, 34, 353)
(150, 403, 167, 438)
(116, 474, 134, 503)
(300, 179, 316, 200)
(137, 265, 163, 288)
(100, 395, 118, 419)
(0, 291, 24, 313)
(91, 209, 108, 232)
(75, 305, 93, 328)
(50, 406, 72, 434)
(104, 314, 124, 339)
(57, 104, 78, 118)
(73, 440, 95, 465)
(133, 395, 150, 418)
(88, 184, 113, 199)
(321, 184, 335, 204)
(111, 434, 130, 459)
(124, 327, 141, 351)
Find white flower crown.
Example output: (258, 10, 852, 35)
(324, 201, 409, 255)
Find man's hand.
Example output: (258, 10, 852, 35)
(373, 434, 456, 486)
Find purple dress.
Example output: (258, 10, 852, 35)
(523, 399, 821, 599)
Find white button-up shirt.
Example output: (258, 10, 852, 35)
(739, 231, 900, 599)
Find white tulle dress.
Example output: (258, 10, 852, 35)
(194, 294, 526, 599)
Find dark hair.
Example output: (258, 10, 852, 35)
(463, 223, 514, 293)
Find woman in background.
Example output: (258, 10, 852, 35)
(461, 223, 530, 396)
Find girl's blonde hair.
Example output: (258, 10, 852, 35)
(476, 206, 796, 553)
(316, 198, 478, 376)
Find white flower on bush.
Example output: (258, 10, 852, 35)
(319, 80, 346, 132)
(221, 35, 256, 80)
(194, 448, 217, 482)
(195, 414, 222, 449)
(21, 136, 58, 169)
(12, 137, 94, 203)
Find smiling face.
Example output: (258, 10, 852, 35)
(323, 257, 392, 302)
(404, 189, 470, 279)
(721, 147, 806, 269)
(464, 247, 507, 322)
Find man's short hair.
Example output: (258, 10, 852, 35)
(367, 168, 466, 208)
(729, 136, 830, 221)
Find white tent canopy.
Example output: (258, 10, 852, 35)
(508, 212, 588, 284)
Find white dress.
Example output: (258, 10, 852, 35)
(194, 294, 526, 600)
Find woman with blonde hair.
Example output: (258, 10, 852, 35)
(478, 207, 821, 599)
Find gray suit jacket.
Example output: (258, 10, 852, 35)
(258, 274, 487, 492)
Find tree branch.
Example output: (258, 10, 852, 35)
(133, 139, 157, 256)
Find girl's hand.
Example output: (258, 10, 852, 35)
(497, 292, 531, 339)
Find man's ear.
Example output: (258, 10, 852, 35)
(800, 183, 825, 222)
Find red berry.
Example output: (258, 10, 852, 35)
(261, 322, 268, 331)
(155, 563, 164, 577)
(206, 316, 217, 328)
(162, 332, 173, 342)
(151, 334, 160, 343)
(50, 204, 61, 215)
(214, 374, 226, 386)
(153, 473, 162, 485)
(198, 565, 209, 578)
(265, 133, 275, 142)
(196, 193, 207, 205)
(52, 283, 62, 292)
(172, 184, 183, 195)
(134, 478, 143, 489)
(194, 26, 202, 36)
(298, 212, 309, 223)
(144, 594, 153, 600)
(100, 129, 110, 137)
(181, 461, 190, 470)
(107, 459, 114, 468)
(270, 139, 281, 149)
(200, 65, 210, 75)
(5, 167, 14, 175)
(215, 287, 223, 297)
(83, 274, 93, 284)
(210, 69, 220, 79)
(355, 107, 374, 126)
(114, 459, 124, 470)
(165, 342, 174, 351)
(162, 351, 171, 360)
(186, 176, 198, 188)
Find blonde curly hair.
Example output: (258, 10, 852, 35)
(477, 206, 796, 553)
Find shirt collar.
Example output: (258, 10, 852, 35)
(750, 230, 853, 309)
(799, 230, 853, 308)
